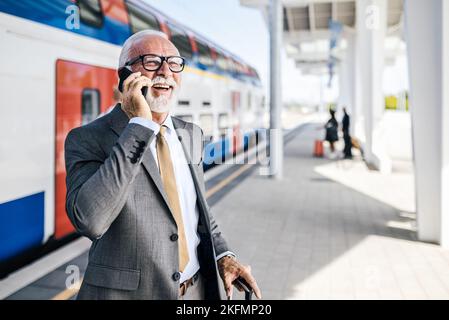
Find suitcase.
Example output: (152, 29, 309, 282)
(314, 140, 324, 157)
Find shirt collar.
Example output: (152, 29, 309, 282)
(159, 114, 175, 135)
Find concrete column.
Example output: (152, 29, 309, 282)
(339, 34, 360, 138)
(356, 0, 391, 172)
(404, 0, 449, 246)
(338, 41, 351, 114)
(269, 0, 283, 178)
(350, 34, 364, 141)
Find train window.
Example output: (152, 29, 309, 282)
(178, 100, 190, 107)
(199, 114, 214, 141)
(243, 64, 250, 75)
(210, 47, 218, 62)
(176, 114, 193, 122)
(167, 23, 192, 60)
(81, 88, 100, 125)
(76, 0, 104, 28)
(235, 61, 244, 74)
(216, 52, 229, 72)
(196, 40, 214, 67)
(229, 58, 238, 74)
(239, 62, 246, 74)
(126, 1, 160, 33)
(202, 101, 211, 107)
(218, 113, 229, 137)
(250, 67, 260, 81)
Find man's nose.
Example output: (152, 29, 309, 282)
(156, 60, 173, 78)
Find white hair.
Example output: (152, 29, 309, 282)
(118, 30, 169, 69)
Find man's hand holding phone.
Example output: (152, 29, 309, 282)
(121, 71, 153, 121)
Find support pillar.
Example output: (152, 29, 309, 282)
(356, 0, 391, 173)
(405, 0, 449, 246)
(269, 0, 283, 178)
(339, 34, 361, 138)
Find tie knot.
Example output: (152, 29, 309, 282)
(159, 125, 168, 137)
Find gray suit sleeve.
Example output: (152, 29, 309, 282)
(206, 189, 235, 259)
(64, 123, 154, 240)
(196, 129, 235, 259)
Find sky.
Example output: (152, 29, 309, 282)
(146, 0, 408, 105)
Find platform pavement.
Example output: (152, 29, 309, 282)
(216, 123, 449, 300)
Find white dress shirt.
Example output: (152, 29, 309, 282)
(130, 116, 234, 283)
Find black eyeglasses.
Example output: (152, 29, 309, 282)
(125, 54, 185, 73)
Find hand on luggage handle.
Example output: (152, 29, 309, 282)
(229, 276, 253, 300)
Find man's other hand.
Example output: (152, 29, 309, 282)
(217, 256, 262, 299)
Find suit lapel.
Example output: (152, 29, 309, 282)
(109, 105, 172, 215)
(140, 148, 172, 212)
(172, 117, 212, 233)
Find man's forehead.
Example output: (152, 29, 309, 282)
(132, 36, 179, 55)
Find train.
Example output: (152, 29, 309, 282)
(0, 0, 265, 277)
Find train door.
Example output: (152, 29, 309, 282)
(55, 60, 117, 239)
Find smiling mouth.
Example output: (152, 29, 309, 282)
(152, 84, 172, 92)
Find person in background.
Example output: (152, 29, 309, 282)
(342, 107, 353, 159)
(324, 108, 339, 158)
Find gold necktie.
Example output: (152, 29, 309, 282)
(156, 125, 189, 272)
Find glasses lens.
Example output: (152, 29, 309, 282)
(143, 55, 162, 71)
(167, 56, 184, 72)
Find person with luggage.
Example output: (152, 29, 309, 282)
(324, 109, 339, 158)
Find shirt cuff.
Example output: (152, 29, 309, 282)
(216, 251, 236, 262)
(129, 117, 160, 132)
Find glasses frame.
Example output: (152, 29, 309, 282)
(125, 54, 186, 73)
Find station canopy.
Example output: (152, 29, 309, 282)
(241, 0, 404, 75)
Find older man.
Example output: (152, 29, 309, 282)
(64, 30, 260, 300)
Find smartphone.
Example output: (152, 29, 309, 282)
(118, 66, 148, 97)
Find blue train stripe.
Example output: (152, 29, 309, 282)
(0, 192, 45, 261)
(0, 0, 131, 46)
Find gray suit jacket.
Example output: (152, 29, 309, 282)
(64, 104, 230, 300)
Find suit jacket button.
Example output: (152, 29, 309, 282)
(172, 272, 181, 281)
(170, 234, 178, 241)
(135, 140, 146, 147)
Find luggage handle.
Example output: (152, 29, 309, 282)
(233, 277, 253, 300)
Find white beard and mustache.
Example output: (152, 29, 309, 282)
(145, 76, 178, 113)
